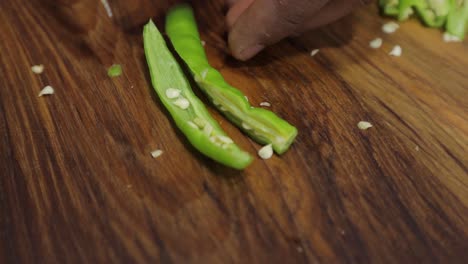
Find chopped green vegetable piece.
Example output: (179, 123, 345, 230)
(380, 0, 401, 17)
(379, 0, 467, 39)
(447, 0, 468, 39)
(143, 20, 253, 169)
(108, 64, 122, 77)
(414, 0, 452, 28)
(397, 0, 421, 21)
(381, 0, 451, 23)
(166, 4, 298, 154)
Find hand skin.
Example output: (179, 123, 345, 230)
(226, 0, 370, 60)
(44, 0, 367, 60)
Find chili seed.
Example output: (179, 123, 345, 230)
(173, 97, 190, 109)
(166, 88, 181, 99)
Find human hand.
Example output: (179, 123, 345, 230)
(226, 0, 369, 60)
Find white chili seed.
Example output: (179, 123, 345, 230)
(382, 22, 399, 34)
(369, 38, 383, 49)
(31, 64, 44, 74)
(389, 45, 402, 57)
(38, 85, 54, 97)
(357, 121, 373, 130)
(173, 97, 190, 109)
(258, 144, 273, 160)
(150, 149, 163, 158)
(310, 49, 320, 56)
(216, 135, 233, 144)
(165, 88, 181, 99)
(260, 102, 271, 107)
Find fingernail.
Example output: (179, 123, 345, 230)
(238, 44, 264, 60)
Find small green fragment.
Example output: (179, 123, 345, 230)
(107, 64, 122, 77)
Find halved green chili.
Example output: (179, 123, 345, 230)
(165, 4, 298, 154)
(446, 0, 468, 39)
(143, 20, 253, 169)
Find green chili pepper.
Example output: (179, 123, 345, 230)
(380, 0, 401, 17)
(446, 0, 468, 39)
(397, 0, 421, 20)
(165, 4, 298, 154)
(414, 0, 452, 28)
(143, 20, 253, 169)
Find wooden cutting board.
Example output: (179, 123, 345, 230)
(1, 0, 467, 263)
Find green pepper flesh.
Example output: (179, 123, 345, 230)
(165, 4, 298, 154)
(143, 20, 253, 169)
(447, 0, 468, 39)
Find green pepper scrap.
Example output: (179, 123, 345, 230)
(415, 0, 452, 28)
(447, 0, 468, 39)
(380, 0, 468, 38)
(143, 20, 253, 169)
(380, 0, 401, 17)
(108, 64, 122, 77)
(398, 0, 423, 21)
(165, 4, 298, 154)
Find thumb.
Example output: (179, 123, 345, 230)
(228, 0, 328, 60)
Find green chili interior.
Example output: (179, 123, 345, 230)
(143, 20, 253, 169)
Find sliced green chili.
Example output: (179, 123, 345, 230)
(397, 0, 421, 21)
(380, 0, 401, 17)
(379, 0, 467, 39)
(165, 4, 298, 154)
(414, 0, 452, 28)
(446, 0, 468, 39)
(143, 20, 253, 169)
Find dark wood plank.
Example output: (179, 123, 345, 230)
(0, 1, 467, 263)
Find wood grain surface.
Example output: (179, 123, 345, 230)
(1, 0, 467, 263)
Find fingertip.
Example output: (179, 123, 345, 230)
(228, 28, 264, 61)
(232, 44, 265, 61)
